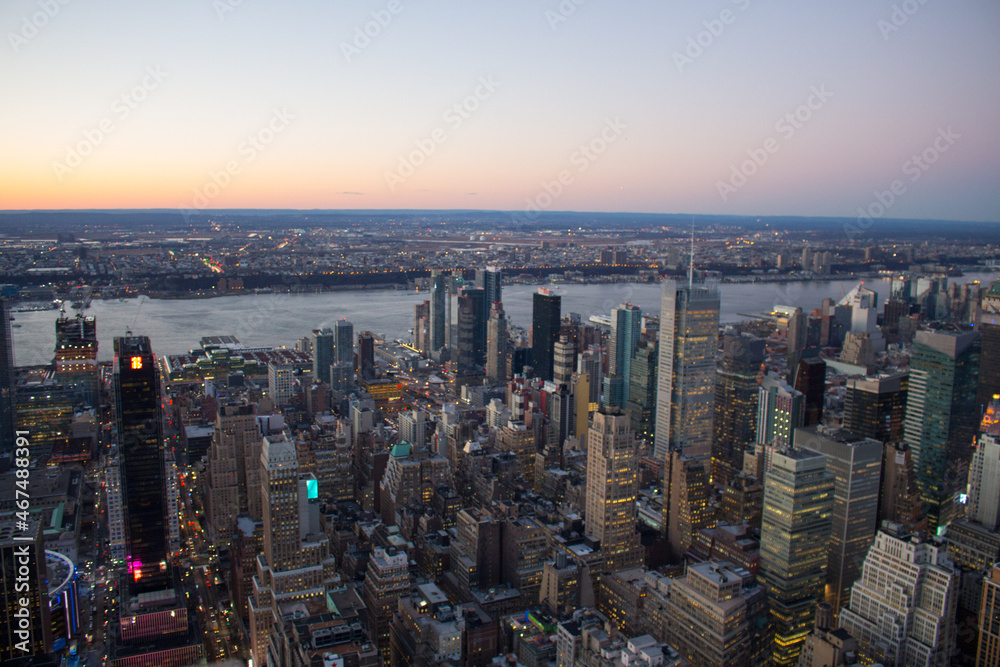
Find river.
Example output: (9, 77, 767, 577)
(10, 272, 997, 366)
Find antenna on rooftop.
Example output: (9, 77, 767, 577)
(688, 218, 695, 288)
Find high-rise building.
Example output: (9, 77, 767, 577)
(967, 432, 1000, 530)
(0, 519, 52, 660)
(578, 348, 603, 405)
(838, 523, 958, 667)
(0, 297, 15, 456)
(662, 449, 710, 562)
(553, 334, 576, 386)
(609, 303, 642, 404)
(531, 289, 561, 382)
(585, 408, 642, 572)
(415, 300, 431, 354)
(430, 269, 447, 352)
(713, 333, 765, 482)
(784, 306, 807, 380)
(267, 361, 295, 405)
(476, 266, 502, 319)
(249, 433, 338, 663)
(977, 564, 1000, 667)
(877, 441, 924, 530)
(205, 402, 259, 552)
(312, 327, 334, 383)
(457, 291, 481, 373)
(655, 279, 720, 461)
(486, 303, 509, 384)
(757, 373, 804, 458)
(53, 312, 99, 408)
(364, 546, 410, 655)
(334, 318, 354, 366)
(661, 561, 769, 667)
(114, 335, 169, 595)
(904, 329, 981, 530)
(843, 372, 908, 443)
(625, 340, 658, 445)
(979, 308, 1000, 412)
(357, 330, 375, 380)
(759, 447, 834, 666)
(795, 426, 882, 616)
(794, 356, 826, 427)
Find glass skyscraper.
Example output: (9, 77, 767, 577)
(114, 335, 169, 595)
(531, 289, 561, 382)
(655, 279, 721, 462)
(903, 329, 981, 531)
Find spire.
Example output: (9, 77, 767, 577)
(688, 220, 695, 288)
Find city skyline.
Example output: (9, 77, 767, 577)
(1, 2, 998, 221)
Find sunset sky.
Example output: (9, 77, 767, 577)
(1, 0, 998, 221)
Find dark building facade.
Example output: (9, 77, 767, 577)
(531, 290, 561, 382)
(794, 356, 826, 427)
(843, 372, 908, 444)
(712, 334, 764, 483)
(114, 335, 169, 595)
(0, 298, 15, 456)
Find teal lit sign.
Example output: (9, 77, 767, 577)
(306, 479, 318, 500)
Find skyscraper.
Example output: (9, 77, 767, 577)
(114, 335, 169, 595)
(476, 266, 502, 320)
(759, 447, 833, 666)
(53, 312, 99, 408)
(608, 303, 641, 405)
(205, 402, 259, 552)
(843, 372, 908, 443)
(334, 318, 354, 366)
(839, 523, 958, 667)
(655, 279, 720, 461)
(979, 307, 1000, 411)
(249, 433, 338, 662)
(531, 288, 561, 382)
(904, 329, 981, 530)
(584, 408, 642, 573)
(662, 449, 710, 562)
(0, 297, 15, 457)
(967, 432, 1000, 530)
(358, 330, 375, 380)
(364, 547, 410, 655)
(794, 356, 826, 427)
(625, 339, 658, 445)
(977, 565, 1000, 667)
(0, 519, 52, 659)
(795, 426, 882, 616)
(312, 327, 334, 383)
(458, 288, 486, 369)
(757, 373, 804, 460)
(552, 334, 576, 386)
(486, 303, 509, 384)
(430, 269, 447, 353)
(712, 333, 765, 482)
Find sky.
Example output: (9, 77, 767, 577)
(1, 0, 998, 222)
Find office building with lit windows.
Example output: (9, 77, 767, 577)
(585, 407, 642, 573)
(655, 279, 720, 462)
(758, 447, 833, 666)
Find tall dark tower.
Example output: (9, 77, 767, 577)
(531, 289, 561, 382)
(0, 297, 15, 457)
(114, 335, 169, 595)
(794, 356, 827, 427)
(476, 266, 502, 319)
(712, 334, 765, 483)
